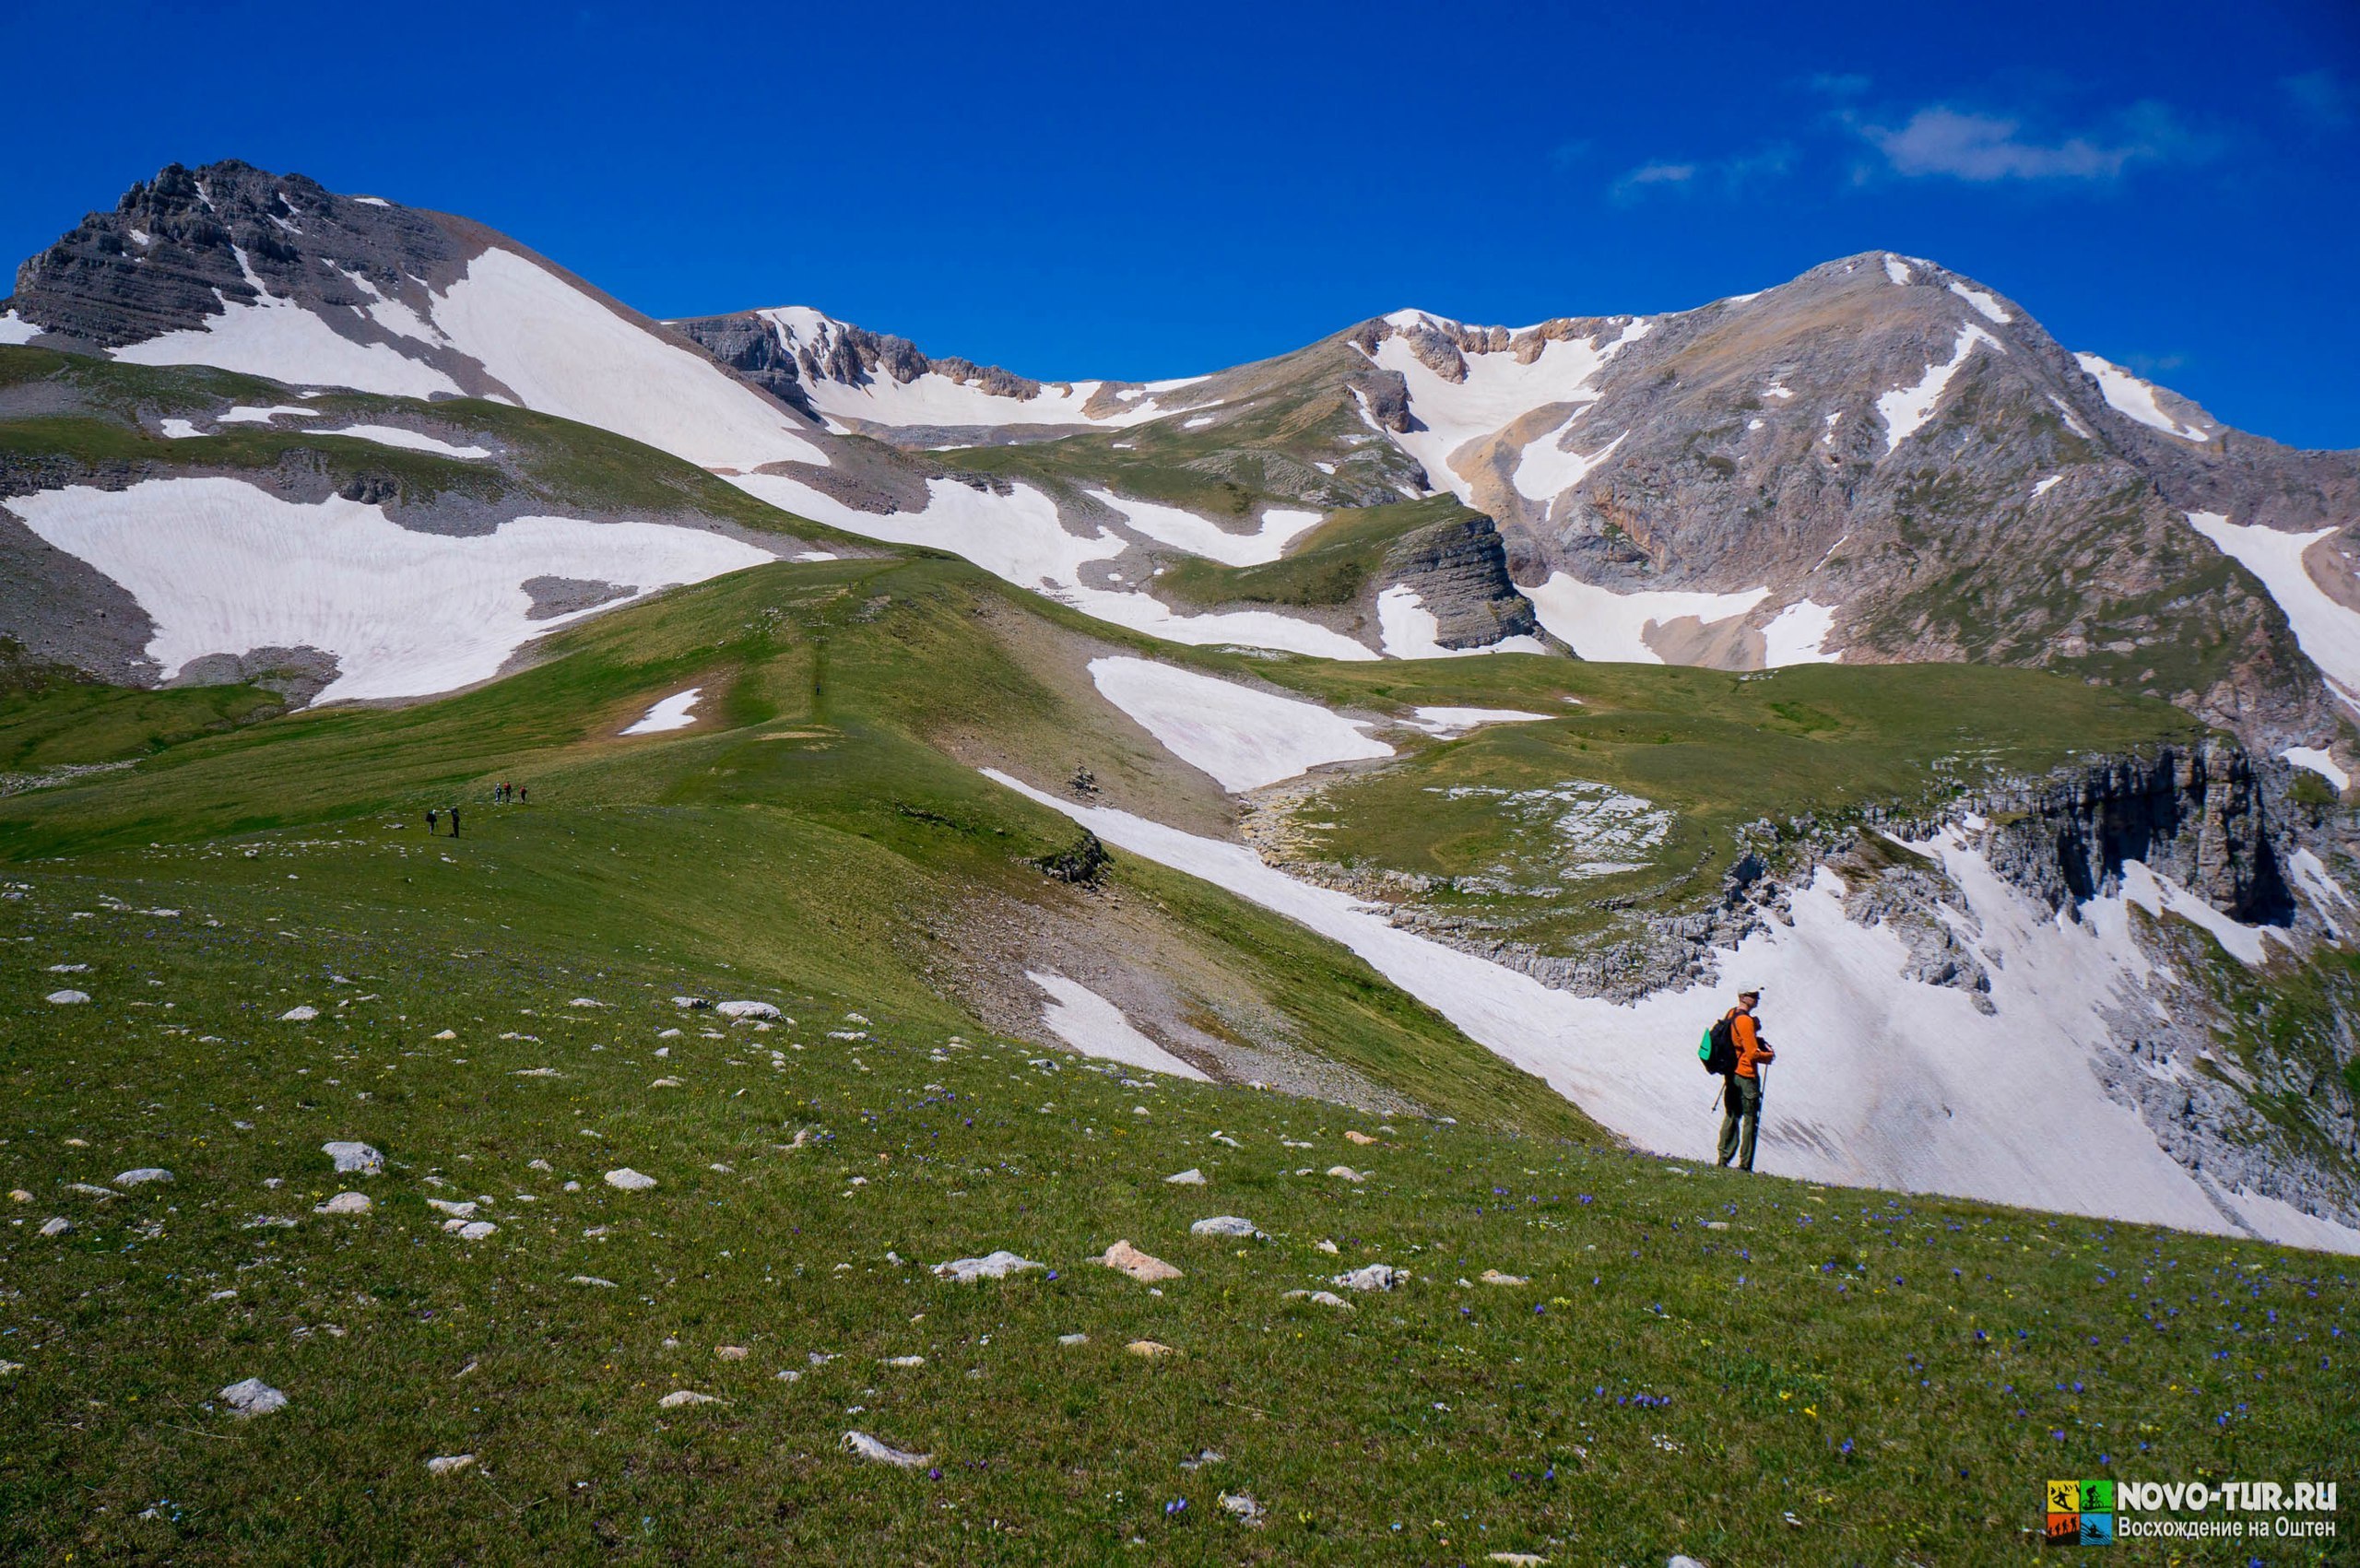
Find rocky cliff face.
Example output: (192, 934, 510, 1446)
(1375, 515, 1540, 648)
(9, 160, 475, 351)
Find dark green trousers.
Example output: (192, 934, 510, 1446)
(1717, 1073, 1762, 1171)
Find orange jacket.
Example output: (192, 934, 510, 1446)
(1731, 1010, 1773, 1079)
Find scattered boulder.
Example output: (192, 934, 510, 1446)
(314, 1192, 372, 1215)
(45, 989, 90, 1006)
(1189, 1216, 1265, 1240)
(112, 1168, 172, 1187)
(604, 1168, 657, 1191)
(716, 1346, 749, 1361)
(658, 1390, 720, 1409)
(451, 1220, 497, 1241)
(1333, 1263, 1401, 1292)
(1126, 1339, 1178, 1360)
(1220, 1491, 1267, 1526)
(323, 1141, 384, 1175)
(1344, 1130, 1376, 1145)
(426, 1454, 475, 1476)
(843, 1430, 930, 1467)
(715, 1000, 779, 1020)
(279, 1006, 318, 1021)
(1097, 1240, 1182, 1283)
(882, 1355, 926, 1368)
(1163, 1168, 1206, 1185)
(671, 996, 711, 1010)
(218, 1377, 288, 1417)
(426, 1198, 478, 1218)
(1057, 1333, 1089, 1346)
(1327, 1166, 1367, 1183)
(6, 1190, 30, 1203)
(1480, 1269, 1529, 1286)
(570, 1276, 617, 1288)
(1282, 1289, 1353, 1309)
(567, 997, 605, 1008)
(39, 1217, 71, 1237)
(933, 1250, 1044, 1282)
(1491, 1553, 1552, 1566)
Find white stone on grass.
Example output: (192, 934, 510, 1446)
(604, 1168, 657, 1191)
(1163, 1168, 1206, 1185)
(39, 1217, 71, 1237)
(113, 1167, 173, 1187)
(323, 1141, 384, 1175)
(1189, 1216, 1263, 1239)
(316, 1191, 372, 1215)
(1333, 1263, 1402, 1291)
(1327, 1165, 1367, 1183)
(426, 1454, 475, 1476)
(844, 1430, 931, 1467)
(932, 1251, 1043, 1282)
(715, 1000, 779, 1020)
(658, 1389, 721, 1409)
(570, 1275, 617, 1288)
(1282, 1289, 1353, 1309)
(45, 989, 90, 1005)
(280, 1005, 318, 1021)
(1480, 1268, 1529, 1286)
(219, 1376, 288, 1417)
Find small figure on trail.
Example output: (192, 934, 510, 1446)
(1703, 987, 1773, 1172)
(517, 785, 528, 806)
(449, 806, 461, 839)
(426, 808, 439, 834)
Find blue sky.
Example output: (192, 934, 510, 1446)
(6, 1, 2357, 446)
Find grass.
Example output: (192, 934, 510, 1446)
(0, 878, 2349, 1565)
(1239, 656, 2208, 957)
(0, 481, 2345, 1561)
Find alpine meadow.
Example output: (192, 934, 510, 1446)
(2, 9, 2357, 1560)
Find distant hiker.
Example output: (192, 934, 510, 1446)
(517, 785, 528, 806)
(426, 808, 439, 834)
(1709, 987, 1773, 1172)
(449, 806, 461, 839)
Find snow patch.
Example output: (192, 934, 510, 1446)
(2032, 476, 2062, 500)
(313, 424, 492, 460)
(1883, 255, 1913, 286)
(1025, 972, 1208, 1080)
(730, 472, 1375, 661)
(431, 249, 830, 469)
(2188, 513, 2360, 713)
(1876, 324, 2001, 454)
(1088, 655, 1391, 792)
(10, 477, 773, 703)
(2118, 861, 2289, 967)
(1375, 586, 1548, 659)
(2073, 352, 2210, 442)
(1086, 489, 1324, 567)
(1512, 428, 1624, 504)
(1946, 281, 2012, 323)
(0, 312, 41, 345)
(2283, 748, 2349, 792)
(621, 688, 703, 736)
(1520, 572, 1768, 663)
(1401, 707, 1555, 738)
(115, 247, 461, 400)
(1761, 599, 1841, 666)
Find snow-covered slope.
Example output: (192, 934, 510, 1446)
(8, 478, 773, 702)
(988, 766, 2360, 1253)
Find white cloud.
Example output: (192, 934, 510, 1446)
(1610, 145, 1793, 203)
(1858, 101, 2211, 183)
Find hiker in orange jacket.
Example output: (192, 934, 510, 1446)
(1717, 987, 1773, 1172)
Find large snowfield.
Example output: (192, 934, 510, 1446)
(1520, 572, 1769, 664)
(8, 478, 773, 703)
(985, 767, 2360, 1254)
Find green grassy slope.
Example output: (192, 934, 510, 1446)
(0, 871, 2348, 1565)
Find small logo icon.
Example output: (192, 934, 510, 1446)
(2046, 1480, 2113, 1546)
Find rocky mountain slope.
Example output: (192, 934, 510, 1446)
(10, 162, 2357, 791)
